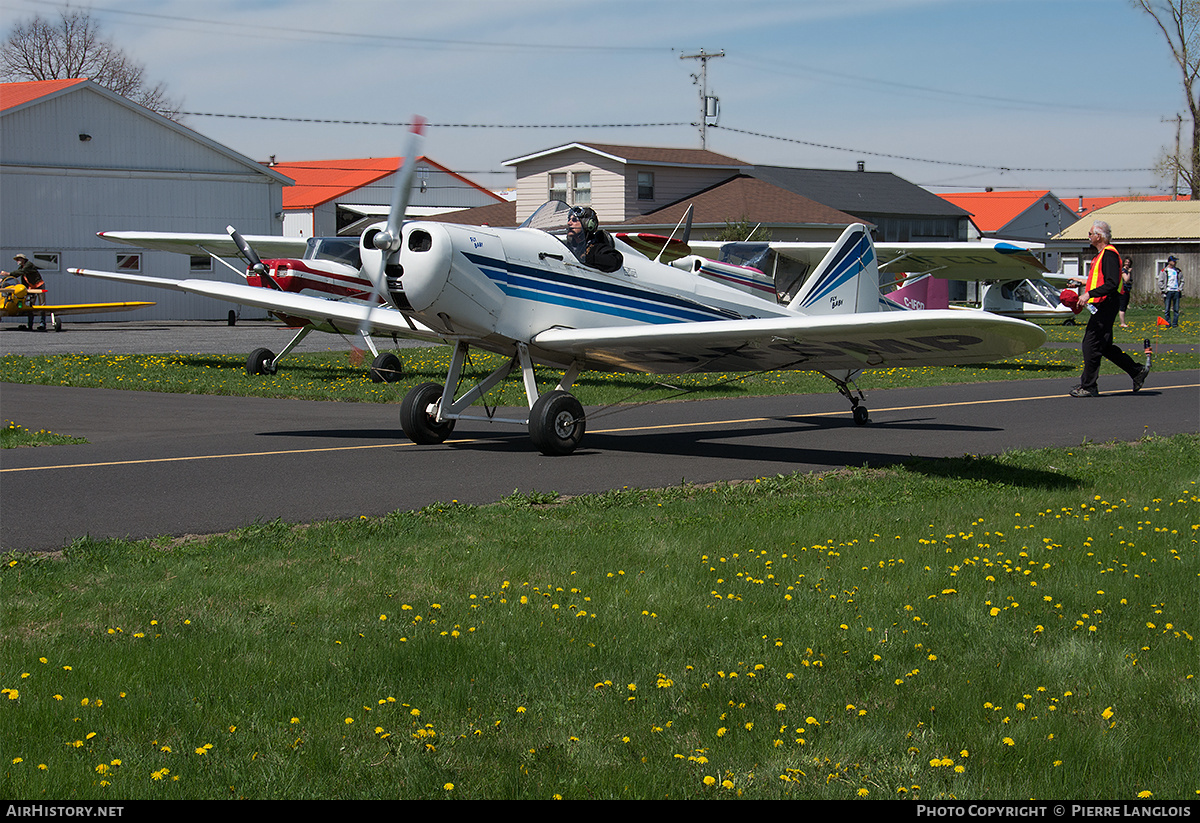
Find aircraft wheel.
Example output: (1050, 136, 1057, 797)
(400, 382, 455, 444)
(529, 391, 585, 456)
(370, 352, 403, 383)
(853, 405, 869, 426)
(246, 347, 276, 376)
(53, 318, 62, 332)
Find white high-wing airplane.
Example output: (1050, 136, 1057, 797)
(75, 119, 1048, 455)
(78, 227, 441, 382)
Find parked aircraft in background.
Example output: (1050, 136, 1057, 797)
(688, 239, 1076, 322)
(76, 118, 1050, 455)
(1, 276, 152, 331)
(87, 228, 440, 382)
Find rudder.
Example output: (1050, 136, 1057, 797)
(788, 223, 879, 315)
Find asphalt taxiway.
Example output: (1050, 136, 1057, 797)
(3, 320, 1198, 552)
(3, 369, 1197, 552)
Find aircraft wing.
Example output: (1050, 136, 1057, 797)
(10, 301, 154, 316)
(97, 231, 309, 260)
(689, 239, 1048, 281)
(70, 268, 444, 343)
(531, 310, 1046, 374)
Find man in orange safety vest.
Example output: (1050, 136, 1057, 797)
(1068, 221, 1149, 397)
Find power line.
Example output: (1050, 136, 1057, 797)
(27, 0, 675, 54)
(180, 112, 688, 129)
(713, 125, 1153, 174)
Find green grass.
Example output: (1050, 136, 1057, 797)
(1, 421, 88, 449)
(1, 309, 1195, 406)
(2, 435, 1196, 799)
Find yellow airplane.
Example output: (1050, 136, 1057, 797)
(1, 276, 154, 331)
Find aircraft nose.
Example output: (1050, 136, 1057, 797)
(394, 222, 452, 312)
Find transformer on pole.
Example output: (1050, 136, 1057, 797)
(681, 49, 724, 149)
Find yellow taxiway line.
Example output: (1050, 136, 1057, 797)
(4, 381, 1196, 474)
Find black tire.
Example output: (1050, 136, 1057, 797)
(400, 382, 455, 444)
(370, 352, 403, 383)
(246, 347, 275, 376)
(853, 405, 869, 426)
(227, 310, 237, 326)
(528, 391, 585, 456)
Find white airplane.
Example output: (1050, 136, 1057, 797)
(75, 119, 1048, 455)
(688, 238, 1077, 322)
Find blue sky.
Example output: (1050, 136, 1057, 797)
(4, 0, 1188, 199)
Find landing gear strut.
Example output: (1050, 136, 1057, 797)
(397, 340, 586, 455)
(823, 369, 869, 425)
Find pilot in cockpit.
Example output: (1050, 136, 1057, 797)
(563, 206, 623, 273)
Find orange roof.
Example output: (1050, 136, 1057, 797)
(938, 190, 1053, 232)
(270, 157, 401, 210)
(271, 156, 503, 210)
(0, 78, 88, 112)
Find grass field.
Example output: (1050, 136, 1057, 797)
(1, 307, 1196, 800)
(1, 310, 1195, 408)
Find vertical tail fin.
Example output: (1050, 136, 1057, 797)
(788, 223, 879, 315)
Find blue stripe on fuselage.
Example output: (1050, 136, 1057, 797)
(462, 251, 740, 324)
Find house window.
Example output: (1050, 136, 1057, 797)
(637, 172, 655, 201)
(571, 172, 591, 206)
(549, 172, 568, 202)
(189, 255, 212, 273)
(116, 253, 141, 272)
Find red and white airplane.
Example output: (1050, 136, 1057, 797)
(85, 225, 441, 382)
(75, 119, 1049, 455)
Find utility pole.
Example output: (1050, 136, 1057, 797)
(1162, 114, 1182, 199)
(681, 49, 724, 149)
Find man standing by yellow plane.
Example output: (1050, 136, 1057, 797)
(3, 253, 154, 331)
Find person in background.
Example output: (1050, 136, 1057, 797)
(1157, 255, 1183, 328)
(1118, 256, 1133, 328)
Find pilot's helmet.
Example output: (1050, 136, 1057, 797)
(569, 206, 599, 234)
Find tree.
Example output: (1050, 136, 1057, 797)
(1, 9, 181, 121)
(1135, 0, 1199, 199)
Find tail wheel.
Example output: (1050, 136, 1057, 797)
(246, 347, 276, 375)
(529, 391, 585, 456)
(400, 381, 455, 444)
(370, 351, 403, 383)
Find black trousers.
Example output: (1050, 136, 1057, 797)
(1079, 301, 1140, 392)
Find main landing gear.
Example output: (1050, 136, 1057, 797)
(244, 325, 404, 383)
(398, 340, 586, 456)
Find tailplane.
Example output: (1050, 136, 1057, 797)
(788, 223, 879, 315)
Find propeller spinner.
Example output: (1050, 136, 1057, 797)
(353, 116, 428, 361)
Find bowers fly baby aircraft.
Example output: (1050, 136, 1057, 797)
(75, 119, 1048, 455)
